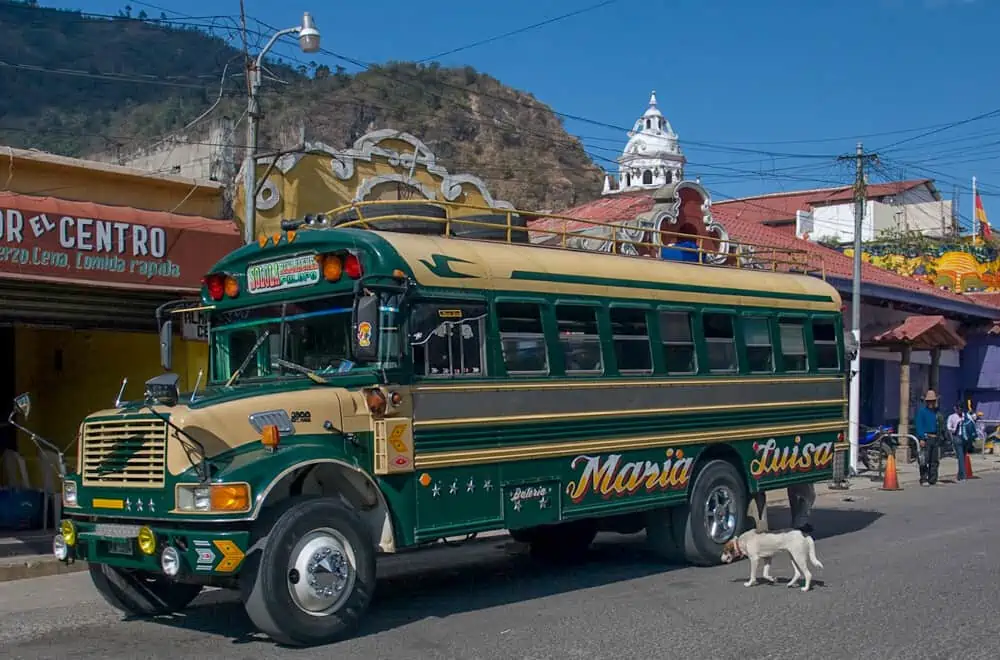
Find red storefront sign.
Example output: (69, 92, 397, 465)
(0, 192, 241, 291)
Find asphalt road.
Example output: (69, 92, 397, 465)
(3, 475, 999, 660)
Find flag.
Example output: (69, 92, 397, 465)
(975, 188, 993, 240)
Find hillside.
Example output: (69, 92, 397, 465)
(0, 1, 603, 210)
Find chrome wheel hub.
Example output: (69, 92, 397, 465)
(704, 485, 737, 543)
(287, 528, 357, 616)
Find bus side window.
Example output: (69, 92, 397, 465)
(703, 312, 738, 373)
(659, 310, 697, 374)
(610, 307, 652, 374)
(742, 317, 774, 373)
(812, 318, 840, 370)
(497, 302, 549, 375)
(410, 302, 487, 377)
(555, 305, 604, 375)
(779, 319, 808, 372)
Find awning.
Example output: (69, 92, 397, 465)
(867, 314, 967, 351)
(0, 191, 240, 292)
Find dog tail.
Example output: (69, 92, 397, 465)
(806, 536, 823, 569)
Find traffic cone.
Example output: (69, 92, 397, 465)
(964, 452, 979, 480)
(880, 452, 901, 490)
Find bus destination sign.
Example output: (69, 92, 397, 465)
(247, 254, 320, 294)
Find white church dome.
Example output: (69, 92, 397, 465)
(603, 91, 686, 196)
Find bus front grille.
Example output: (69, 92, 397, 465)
(81, 418, 168, 488)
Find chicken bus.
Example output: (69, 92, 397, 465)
(40, 200, 848, 646)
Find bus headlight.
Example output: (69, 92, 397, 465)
(62, 480, 78, 507)
(176, 483, 251, 513)
(160, 547, 181, 577)
(60, 520, 77, 547)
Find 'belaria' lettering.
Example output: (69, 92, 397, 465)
(565, 449, 694, 504)
(749, 436, 834, 478)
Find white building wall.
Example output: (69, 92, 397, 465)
(811, 201, 876, 243)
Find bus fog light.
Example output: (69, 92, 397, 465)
(160, 547, 181, 577)
(137, 526, 157, 555)
(53, 535, 68, 561)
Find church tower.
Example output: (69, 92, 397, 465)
(603, 91, 686, 195)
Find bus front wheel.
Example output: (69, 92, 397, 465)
(647, 459, 747, 566)
(241, 497, 376, 647)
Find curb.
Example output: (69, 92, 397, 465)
(0, 556, 88, 583)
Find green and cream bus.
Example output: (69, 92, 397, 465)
(44, 200, 847, 646)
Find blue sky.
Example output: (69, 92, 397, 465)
(45, 0, 1000, 224)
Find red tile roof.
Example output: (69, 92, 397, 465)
(533, 189, 995, 312)
(869, 315, 966, 350)
(710, 179, 935, 225)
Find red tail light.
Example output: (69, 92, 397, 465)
(343, 253, 363, 279)
(203, 273, 225, 301)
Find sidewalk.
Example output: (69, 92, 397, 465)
(768, 451, 1000, 507)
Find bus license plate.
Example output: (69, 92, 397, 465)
(108, 539, 133, 556)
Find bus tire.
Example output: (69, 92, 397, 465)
(88, 563, 203, 616)
(673, 459, 748, 566)
(242, 497, 376, 647)
(332, 203, 447, 235)
(527, 520, 597, 561)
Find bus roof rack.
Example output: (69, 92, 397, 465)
(285, 199, 825, 280)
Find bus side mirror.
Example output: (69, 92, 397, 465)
(352, 294, 380, 362)
(159, 318, 173, 371)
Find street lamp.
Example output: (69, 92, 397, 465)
(242, 12, 321, 245)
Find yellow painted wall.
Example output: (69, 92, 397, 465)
(12, 327, 207, 485)
(234, 134, 500, 239)
(5, 150, 224, 218)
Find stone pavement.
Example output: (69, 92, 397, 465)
(3, 453, 997, 583)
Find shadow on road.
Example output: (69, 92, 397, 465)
(135, 505, 883, 645)
(767, 505, 883, 541)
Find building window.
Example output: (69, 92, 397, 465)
(659, 310, 697, 374)
(703, 313, 738, 373)
(779, 319, 808, 372)
(497, 302, 549, 375)
(743, 317, 774, 373)
(665, 170, 673, 184)
(410, 302, 487, 377)
(610, 308, 652, 373)
(812, 318, 840, 370)
(626, 174, 632, 187)
(645, 119, 651, 129)
(642, 170, 653, 185)
(556, 305, 603, 375)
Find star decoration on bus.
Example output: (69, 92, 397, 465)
(431, 483, 440, 498)
(449, 480, 458, 495)
(466, 478, 475, 493)
(483, 480, 493, 491)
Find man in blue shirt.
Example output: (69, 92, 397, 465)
(914, 390, 943, 485)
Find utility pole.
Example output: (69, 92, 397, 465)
(838, 142, 879, 475)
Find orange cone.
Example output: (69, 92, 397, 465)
(880, 452, 902, 490)
(964, 452, 980, 480)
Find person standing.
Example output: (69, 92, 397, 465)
(948, 404, 967, 481)
(915, 390, 943, 485)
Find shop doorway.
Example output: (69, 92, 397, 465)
(0, 326, 14, 454)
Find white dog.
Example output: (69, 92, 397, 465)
(720, 526, 823, 592)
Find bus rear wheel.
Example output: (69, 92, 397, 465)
(241, 498, 376, 647)
(89, 563, 203, 616)
(646, 459, 747, 566)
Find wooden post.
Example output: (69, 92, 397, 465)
(929, 347, 941, 393)
(899, 345, 912, 459)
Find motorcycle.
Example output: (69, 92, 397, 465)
(859, 424, 896, 473)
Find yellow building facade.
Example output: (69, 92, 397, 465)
(234, 129, 515, 238)
(0, 147, 240, 491)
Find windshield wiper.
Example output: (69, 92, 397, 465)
(226, 329, 271, 387)
(271, 357, 329, 384)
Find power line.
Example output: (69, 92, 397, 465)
(415, 1, 620, 63)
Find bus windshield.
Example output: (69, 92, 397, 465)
(210, 295, 358, 384)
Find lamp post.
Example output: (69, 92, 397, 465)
(242, 12, 321, 245)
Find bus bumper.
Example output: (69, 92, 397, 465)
(54, 519, 250, 578)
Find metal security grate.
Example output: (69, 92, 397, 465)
(81, 418, 168, 488)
